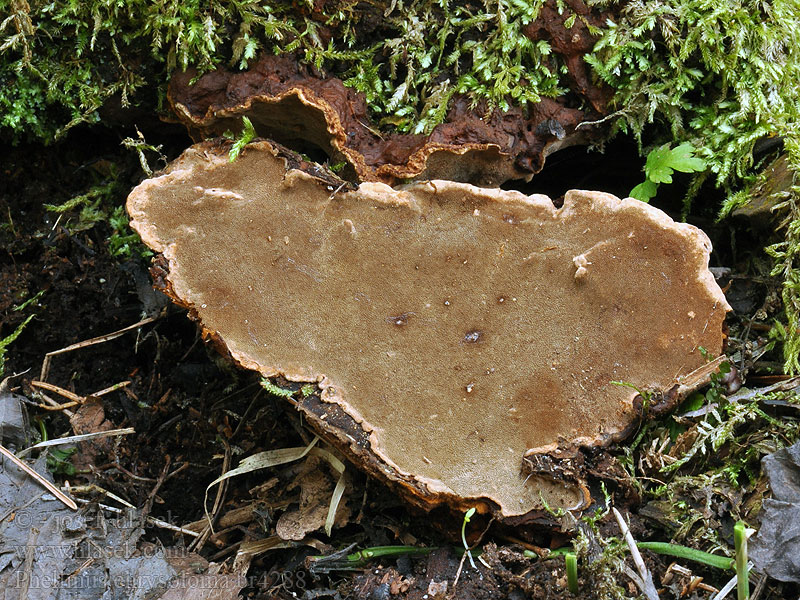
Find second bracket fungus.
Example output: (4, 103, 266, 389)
(128, 140, 729, 520)
(168, 55, 604, 186)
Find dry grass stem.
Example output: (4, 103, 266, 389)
(39, 315, 158, 381)
(613, 507, 659, 600)
(16, 427, 135, 458)
(0, 443, 77, 510)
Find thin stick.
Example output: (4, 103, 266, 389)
(452, 548, 469, 592)
(69, 484, 135, 508)
(40, 316, 158, 381)
(35, 400, 80, 411)
(99, 461, 157, 483)
(91, 381, 131, 397)
(190, 441, 232, 552)
(498, 533, 549, 556)
(0, 443, 77, 510)
(72, 498, 201, 537)
(750, 570, 767, 600)
(30, 380, 84, 403)
(142, 457, 171, 518)
(33, 390, 75, 417)
(613, 507, 659, 600)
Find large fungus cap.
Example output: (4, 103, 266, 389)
(128, 140, 729, 519)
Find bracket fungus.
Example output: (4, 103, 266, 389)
(128, 140, 729, 521)
(168, 54, 607, 186)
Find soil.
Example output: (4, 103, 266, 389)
(1, 121, 797, 600)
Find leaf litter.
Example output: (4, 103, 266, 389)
(750, 439, 800, 583)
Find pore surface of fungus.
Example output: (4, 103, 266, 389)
(128, 140, 729, 519)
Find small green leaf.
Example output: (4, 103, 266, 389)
(644, 144, 675, 184)
(667, 142, 707, 173)
(47, 447, 77, 476)
(644, 143, 707, 184)
(680, 392, 706, 413)
(630, 179, 659, 202)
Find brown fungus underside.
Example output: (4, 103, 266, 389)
(128, 140, 729, 519)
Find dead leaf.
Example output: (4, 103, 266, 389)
(275, 456, 349, 540)
(750, 440, 800, 582)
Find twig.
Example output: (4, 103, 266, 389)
(68, 484, 135, 508)
(662, 563, 719, 594)
(452, 548, 470, 592)
(612, 507, 659, 600)
(72, 498, 201, 537)
(31, 390, 75, 417)
(142, 457, 171, 518)
(749, 571, 767, 600)
(91, 381, 131, 397)
(0, 443, 77, 510)
(39, 316, 158, 381)
(208, 540, 243, 562)
(29, 381, 86, 413)
(97, 461, 157, 483)
(34, 399, 80, 411)
(164, 461, 189, 482)
(191, 440, 232, 552)
(305, 543, 360, 574)
(498, 534, 549, 556)
(30, 380, 85, 403)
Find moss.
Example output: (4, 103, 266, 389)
(764, 132, 800, 374)
(3, 0, 800, 370)
(0, 0, 580, 142)
(4, 0, 799, 158)
(586, 0, 800, 183)
(585, 0, 800, 372)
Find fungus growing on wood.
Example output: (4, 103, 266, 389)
(168, 55, 607, 186)
(127, 140, 729, 520)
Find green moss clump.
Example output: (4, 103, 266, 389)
(586, 0, 800, 372)
(764, 132, 800, 374)
(3, 0, 800, 369)
(0, 0, 302, 142)
(586, 0, 800, 184)
(1, 0, 584, 142)
(335, 0, 572, 134)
